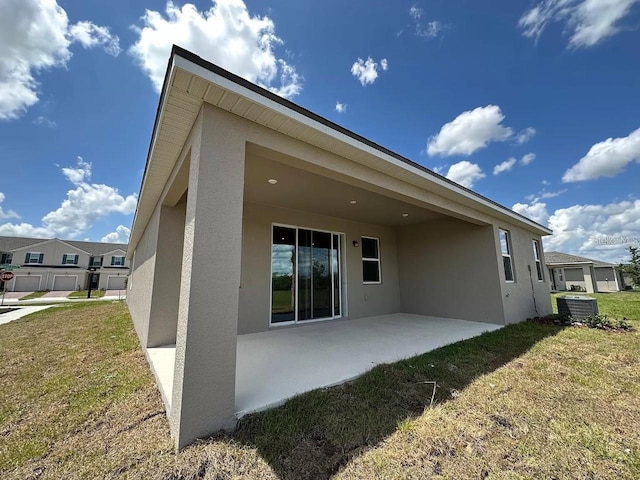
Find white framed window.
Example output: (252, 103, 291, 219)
(90, 256, 103, 267)
(532, 240, 544, 281)
(25, 252, 44, 264)
(361, 236, 381, 284)
(62, 254, 79, 265)
(499, 229, 514, 282)
(0, 253, 12, 264)
(111, 255, 125, 266)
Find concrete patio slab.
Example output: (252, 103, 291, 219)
(146, 313, 501, 419)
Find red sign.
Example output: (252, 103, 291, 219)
(0, 272, 14, 282)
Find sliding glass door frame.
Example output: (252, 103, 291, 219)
(270, 223, 345, 327)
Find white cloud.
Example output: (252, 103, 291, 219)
(129, 0, 301, 98)
(407, 5, 443, 39)
(546, 199, 640, 263)
(524, 188, 568, 203)
(443, 161, 486, 188)
(417, 21, 442, 38)
(427, 105, 514, 157)
(515, 127, 536, 144)
(68, 21, 120, 56)
(101, 225, 131, 244)
(494, 153, 536, 175)
(61, 156, 92, 184)
(513, 201, 550, 226)
(493, 158, 517, 175)
(0, 192, 19, 220)
(512, 199, 640, 263)
(540, 189, 567, 199)
(521, 152, 536, 165)
(335, 101, 347, 113)
(0, 0, 120, 120)
(0, 158, 137, 239)
(562, 127, 640, 182)
(33, 116, 57, 128)
(350, 57, 388, 86)
(519, 0, 640, 48)
(409, 6, 423, 20)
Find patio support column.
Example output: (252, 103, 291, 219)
(169, 104, 246, 449)
(147, 202, 186, 347)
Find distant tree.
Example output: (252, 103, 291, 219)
(622, 246, 640, 287)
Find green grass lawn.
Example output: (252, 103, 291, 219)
(17, 291, 47, 301)
(67, 290, 106, 299)
(0, 294, 639, 479)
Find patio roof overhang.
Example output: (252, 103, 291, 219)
(128, 45, 552, 257)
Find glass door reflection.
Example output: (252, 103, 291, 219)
(271, 226, 296, 324)
(271, 226, 343, 325)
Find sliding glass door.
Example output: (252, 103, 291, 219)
(271, 225, 342, 325)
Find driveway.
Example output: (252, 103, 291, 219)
(41, 290, 73, 298)
(2, 291, 31, 300)
(105, 290, 126, 298)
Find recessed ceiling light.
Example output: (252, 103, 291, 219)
(402, 213, 409, 217)
(268, 179, 278, 184)
(350, 200, 357, 204)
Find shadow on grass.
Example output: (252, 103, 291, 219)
(229, 321, 563, 480)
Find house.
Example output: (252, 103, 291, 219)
(545, 251, 625, 293)
(0, 236, 130, 292)
(126, 46, 553, 448)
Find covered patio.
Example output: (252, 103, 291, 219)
(146, 313, 501, 419)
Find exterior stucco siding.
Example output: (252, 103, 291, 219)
(126, 204, 161, 347)
(397, 218, 505, 324)
(239, 201, 402, 334)
(495, 223, 552, 323)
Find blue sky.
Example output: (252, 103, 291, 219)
(0, 0, 639, 262)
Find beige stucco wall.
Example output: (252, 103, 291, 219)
(127, 204, 161, 347)
(12, 240, 91, 269)
(494, 223, 552, 323)
(396, 217, 505, 324)
(239, 201, 402, 334)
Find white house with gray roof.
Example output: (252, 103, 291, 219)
(126, 46, 554, 449)
(0, 236, 129, 292)
(545, 251, 625, 293)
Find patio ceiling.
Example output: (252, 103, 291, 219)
(245, 152, 448, 227)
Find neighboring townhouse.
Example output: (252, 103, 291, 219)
(0, 236, 129, 292)
(127, 47, 553, 448)
(545, 251, 625, 293)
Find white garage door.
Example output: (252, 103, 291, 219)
(53, 275, 77, 291)
(106, 276, 126, 290)
(14, 275, 41, 292)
